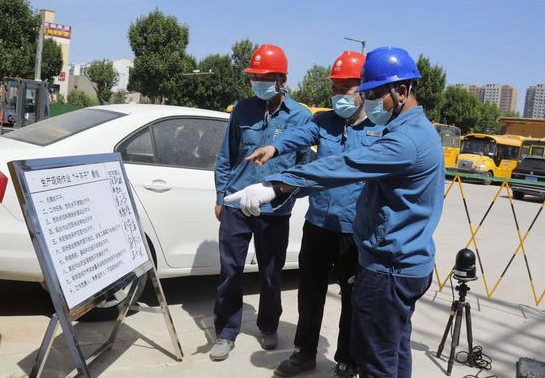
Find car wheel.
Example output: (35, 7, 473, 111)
(513, 190, 525, 200)
(79, 235, 157, 322)
(482, 171, 493, 185)
(78, 272, 149, 322)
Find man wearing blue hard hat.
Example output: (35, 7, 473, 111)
(224, 46, 445, 377)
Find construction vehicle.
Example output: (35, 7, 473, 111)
(0, 77, 50, 134)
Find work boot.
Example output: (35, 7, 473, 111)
(274, 348, 316, 377)
(329, 362, 357, 378)
(209, 338, 234, 361)
(259, 331, 278, 350)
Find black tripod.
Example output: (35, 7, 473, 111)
(436, 281, 473, 376)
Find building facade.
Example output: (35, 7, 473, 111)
(523, 84, 545, 119)
(452, 83, 518, 114)
(42, 10, 71, 98)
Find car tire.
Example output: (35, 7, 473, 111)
(79, 235, 157, 322)
(482, 171, 493, 185)
(78, 272, 149, 322)
(513, 190, 525, 200)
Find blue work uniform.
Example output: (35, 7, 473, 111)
(266, 106, 445, 377)
(213, 93, 311, 342)
(272, 110, 385, 233)
(271, 110, 384, 368)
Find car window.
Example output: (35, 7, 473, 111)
(518, 158, 545, 171)
(151, 118, 227, 170)
(3, 108, 126, 146)
(118, 128, 155, 164)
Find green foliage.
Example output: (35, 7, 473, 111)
(230, 39, 259, 100)
(474, 102, 501, 134)
(110, 90, 128, 104)
(502, 109, 520, 118)
(192, 54, 237, 111)
(0, 0, 39, 78)
(0, 0, 62, 81)
(169, 39, 258, 111)
(55, 92, 65, 104)
(291, 65, 331, 108)
(41, 38, 63, 83)
(67, 89, 98, 107)
(87, 60, 118, 103)
(416, 55, 446, 121)
(437, 87, 481, 134)
(128, 9, 190, 103)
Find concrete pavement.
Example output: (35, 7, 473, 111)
(1, 181, 545, 378)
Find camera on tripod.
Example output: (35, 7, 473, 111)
(452, 248, 478, 283)
(436, 248, 479, 376)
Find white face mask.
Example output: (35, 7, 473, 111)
(251, 81, 278, 100)
(331, 94, 358, 119)
(364, 93, 393, 125)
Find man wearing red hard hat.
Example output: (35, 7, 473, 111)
(212, 44, 312, 361)
(246, 51, 384, 377)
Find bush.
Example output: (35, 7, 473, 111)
(110, 90, 128, 104)
(67, 89, 99, 107)
(55, 92, 65, 104)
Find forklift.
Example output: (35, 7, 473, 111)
(0, 77, 50, 135)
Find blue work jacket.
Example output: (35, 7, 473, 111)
(271, 110, 385, 233)
(215, 93, 311, 215)
(266, 106, 445, 277)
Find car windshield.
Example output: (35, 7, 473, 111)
(461, 139, 497, 156)
(517, 158, 545, 171)
(3, 108, 126, 146)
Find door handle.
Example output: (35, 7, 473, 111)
(143, 179, 172, 193)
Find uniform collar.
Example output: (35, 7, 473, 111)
(385, 106, 425, 132)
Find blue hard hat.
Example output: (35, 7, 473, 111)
(357, 47, 421, 92)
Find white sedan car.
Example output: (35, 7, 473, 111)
(0, 104, 307, 285)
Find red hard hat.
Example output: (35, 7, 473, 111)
(327, 51, 366, 80)
(243, 44, 288, 75)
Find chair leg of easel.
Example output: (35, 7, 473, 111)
(30, 313, 60, 378)
(149, 268, 184, 360)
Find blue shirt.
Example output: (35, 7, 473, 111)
(266, 106, 445, 277)
(271, 110, 385, 233)
(215, 93, 311, 215)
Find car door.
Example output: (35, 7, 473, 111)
(118, 116, 233, 272)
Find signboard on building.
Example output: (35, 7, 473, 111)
(44, 22, 71, 39)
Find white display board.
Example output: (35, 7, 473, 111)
(24, 161, 149, 309)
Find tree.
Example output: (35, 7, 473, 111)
(502, 109, 520, 118)
(0, 0, 62, 81)
(231, 39, 259, 100)
(474, 102, 501, 134)
(291, 65, 331, 108)
(438, 87, 481, 134)
(87, 60, 118, 103)
(128, 9, 190, 104)
(41, 38, 63, 84)
(110, 90, 128, 104)
(0, 0, 39, 78)
(192, 54, 237, 111)
(416, 54, 446, 121)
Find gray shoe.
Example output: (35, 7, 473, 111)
(258, 331, 278, 350)
(210, 338, 234, 361)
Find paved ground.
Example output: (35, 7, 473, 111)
(1, 181, 545, 378)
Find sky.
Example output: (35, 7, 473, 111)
(30, 0, 545, 113)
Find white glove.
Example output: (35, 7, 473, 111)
(224, 182, 277, 217)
